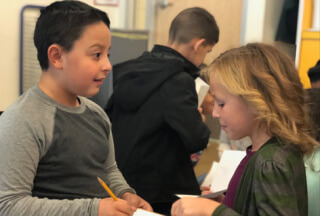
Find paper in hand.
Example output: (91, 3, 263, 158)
(210, 150, 246, 193)
(200, 189, 227, 199)
(195, 77, 210, 107)
(133, 209, 165, 216)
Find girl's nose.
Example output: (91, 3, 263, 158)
(212, 105, 220, 118)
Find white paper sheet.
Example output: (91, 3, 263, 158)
(201, 162, 219, 187)
(176, 151, 246, 201)
(175, 189, 226, 199)
(133, 209, 164, 216)
(210, 150, 246, 192)
(200, 189, 227, 198)
(195, 77, 210, 107)
(175, 194, 199, 198)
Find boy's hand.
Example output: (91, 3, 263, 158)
(121, 192, 153, 212)
(98, 198, 135, 216)
(201, 93, 214, 115)
(171, 197, 220, 216)
(198, 107, 206, 122)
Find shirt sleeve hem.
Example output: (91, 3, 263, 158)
(212, 204, 227, 216)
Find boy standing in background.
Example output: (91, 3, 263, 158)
(0, 1, 151, 215)
(106, 7, 219, 214)
(307, 59, 320, 140)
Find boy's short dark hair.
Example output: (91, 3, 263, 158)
(308, 60, 320, 83)
(34, 0, 110, 70)
(169, 7, 219, 45)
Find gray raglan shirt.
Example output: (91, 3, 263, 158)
(0, 85, 135, 216)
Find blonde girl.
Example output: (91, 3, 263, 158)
(171, 43, 319, 216)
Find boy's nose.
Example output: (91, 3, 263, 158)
(102, 57, 112, 73)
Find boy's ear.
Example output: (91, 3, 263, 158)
(194, 38, 206, 52)
(47, 44, 64, 70)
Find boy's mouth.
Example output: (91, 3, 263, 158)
(94, 78, 105, 85)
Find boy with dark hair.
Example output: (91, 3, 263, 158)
(106, 7, 219, 214)
(169, 7, 219, 45)
(307, 60, 320, 141)
(308, 60, 320, 89)
(0, 1, 151, 215)
(305, 59, 320, 216)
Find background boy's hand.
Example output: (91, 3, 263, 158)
(121, 192, 153, 212)
(198, 107, 206, 122)
(98, 198, 134, 216)
(201, 93, 214, 115)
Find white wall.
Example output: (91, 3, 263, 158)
(262, 0, 285, 43)
(0, 0, 286, 111)
(0, 0, 127, 110)
(240, 0, 285, 44)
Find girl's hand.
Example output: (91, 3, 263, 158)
(201, 186, 212, 196)
(201, 187, 225, 202)
(98, 198, 135, 216)
(171, 197, 220, 216)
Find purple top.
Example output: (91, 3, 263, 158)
(222, 146, 255, 209)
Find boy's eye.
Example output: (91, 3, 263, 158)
(218, 103, 225, 108)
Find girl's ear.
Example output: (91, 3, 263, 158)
(47, 44, 64, 70)
(194, 38, 206, 52)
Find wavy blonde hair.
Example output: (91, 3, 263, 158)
(202, 43, 319, 155)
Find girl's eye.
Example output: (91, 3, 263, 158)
(218, 103, 225, 108)
(94, 53, 101, 59)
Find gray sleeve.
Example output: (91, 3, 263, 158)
(103, 130, 136, 198)
(0, 109, 100, 216)
(86, 99, 136, 197)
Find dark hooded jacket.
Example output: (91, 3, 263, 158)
(105, 45, 210, 204)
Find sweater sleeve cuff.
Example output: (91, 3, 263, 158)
(118, 188, 136, 198)
(90, 198, 101, 216)
(212, 204, 227, 216)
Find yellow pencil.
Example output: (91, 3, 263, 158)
(97, 177, 118, 201)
